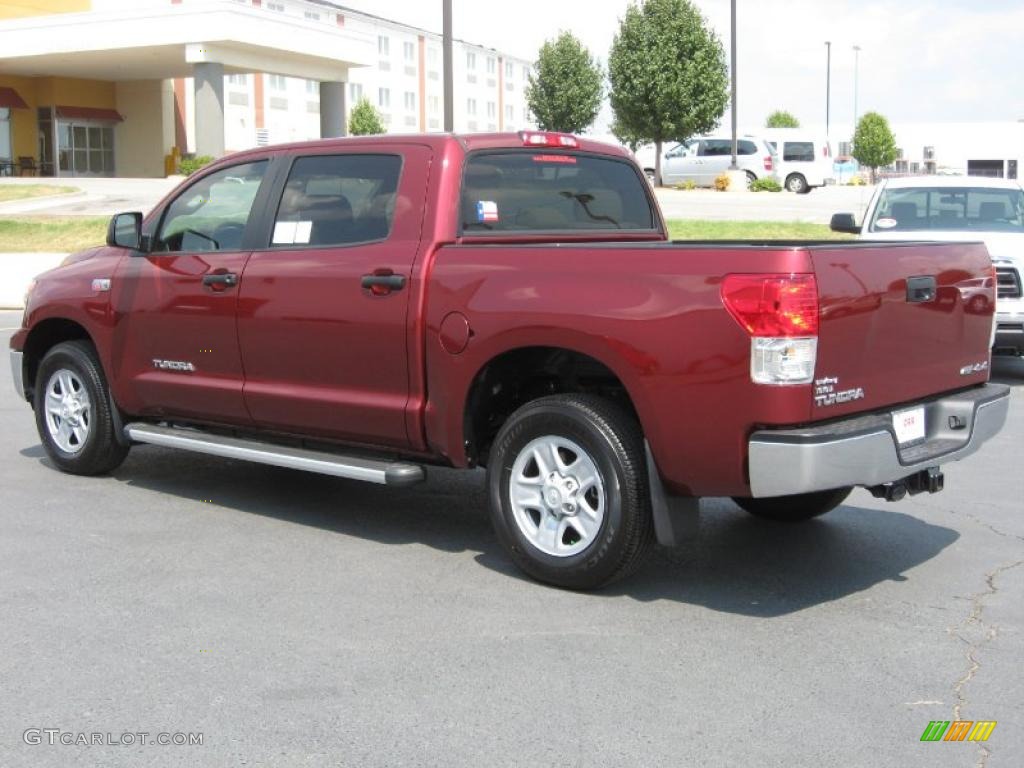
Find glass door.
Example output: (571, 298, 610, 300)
(57, 120, 114, 176)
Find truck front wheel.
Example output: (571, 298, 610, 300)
(486, 394, 654, 590)
(34, 340, 129, 476)
(732, 487, 852, 522)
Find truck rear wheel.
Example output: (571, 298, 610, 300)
(34, 341, 129, 476)
(732, 487, 852, 522)
(486, 394, 654, 590)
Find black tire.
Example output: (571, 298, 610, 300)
(732, 487, 852, 522)
(34, 340, 129, 476)
(745, 171, 757, 187)
(785, 173, 808, 193)
(486, 394, 654, 590)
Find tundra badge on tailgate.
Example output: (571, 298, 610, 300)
(814, 376, 865, 408)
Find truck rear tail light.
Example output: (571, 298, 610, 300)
(764, 155, 773, 171)
(519, 131, 579, 148)
(722, 273, 819, 385)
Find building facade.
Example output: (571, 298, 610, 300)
(0, 0, 534, 178)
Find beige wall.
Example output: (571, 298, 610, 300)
(114, 79, 173, 177)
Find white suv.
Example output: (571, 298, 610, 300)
(656, 136, 777, 187)
(764, 131, 834, 194)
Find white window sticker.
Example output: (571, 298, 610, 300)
(272, 220, 313, 244)
(875, 217, 897, 229)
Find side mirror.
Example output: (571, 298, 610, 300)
(107, 212, 143, 250)
(830, 212, 860, 235)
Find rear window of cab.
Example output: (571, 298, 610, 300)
(460, 151, 657, 234)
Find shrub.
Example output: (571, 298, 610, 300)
(713, 172, 730, 192)
(178, 155, 215, 176)
(672, 179, 698, 191)
(749, 177, 782, 192)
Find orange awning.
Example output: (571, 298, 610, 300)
(0, 87, 29, 109)
(54, 106, 124, 122)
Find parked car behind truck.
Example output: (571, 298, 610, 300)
(11, 132, 1010, 589)
(832, 175, 1024, 356)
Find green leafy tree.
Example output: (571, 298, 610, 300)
(348, 97, 386, 136)
(852, 111, 897, 183)
(765, 110, 799, 128)
(608, 0, 729, 186)
(526, 32, 604, 133)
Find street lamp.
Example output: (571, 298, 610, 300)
(443, 0, 453, 132)
(729, 0, 738, 170)
(852, 45, 861, 129)
(824, 41, 831, 140)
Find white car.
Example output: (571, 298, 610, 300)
(763, 131, 834, 194)
(831, 175, 1024, 356)
(637, 136, 777, 187)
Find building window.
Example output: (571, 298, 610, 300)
(266, 1, 284, 12)
(486, 57, 496, 74)
(403, 41, 415, 61)
(466, 52, 476, 69)
(467, 98, 477, 115)
(378, 35, 390, 56)
(428, 47, 438, 64)
(486, 101, 496, 119)
(428, 95, 439, 114)
(305, 80, 319, 96)
(227, 73, 248, 86)
(379, 88, 390, 108)
(522, 65, 529, 81)
(303, 10, 320, 21)
(350, 83, 363, 102)
(404, 91, 416, 111)
(505, 105, 514, 123)
(268, 74, 287, 91)
(505, 61, 513, 79)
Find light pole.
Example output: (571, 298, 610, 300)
(852, 45, 861, 129)
(729, 0, 738, 170)
(443, 0, 453, 132)
(824, 40, 831, 140)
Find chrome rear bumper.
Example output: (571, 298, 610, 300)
(748, 384, 1010, 497)
(10, 349, 25, 401)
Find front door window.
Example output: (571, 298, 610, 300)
(57, 120, 114, 176)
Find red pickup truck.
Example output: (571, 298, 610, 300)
(10, 132, 1010, 589)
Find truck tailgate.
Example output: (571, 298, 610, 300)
(809, 241, 994, 420)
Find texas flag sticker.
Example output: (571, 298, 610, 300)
(476, 200, 499, 223)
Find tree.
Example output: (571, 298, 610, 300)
(526, 32, 604, 133)
(765, 110, 799, 128)
(608, 0, 729, 186)
(348, 97, 386, 136)
(852, 111, 897, 183)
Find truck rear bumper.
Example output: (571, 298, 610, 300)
(10, 349, 24, 401)
(748, 384, 1010, 498)
(994, 310, 1024, 356)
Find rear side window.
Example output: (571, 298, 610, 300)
(271, 154, 402, 247)
(783, 142, 815, 162)
(460, 151, 656, 233)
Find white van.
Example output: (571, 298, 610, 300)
(658, 136, 777, 187)
(763, 130, 834, 193)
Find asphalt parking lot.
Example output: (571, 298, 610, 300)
(1, 309, 1021, 767)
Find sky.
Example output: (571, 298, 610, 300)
(337, 0, 1024, 136)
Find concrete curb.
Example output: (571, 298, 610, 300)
(0, 253, 68, 309)
(0, 191, 87, 215)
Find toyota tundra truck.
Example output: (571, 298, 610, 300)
(10, 132, 1010, 589)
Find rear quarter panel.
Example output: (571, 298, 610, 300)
(424, 243, 816, 496)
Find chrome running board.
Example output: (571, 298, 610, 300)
(124, 423, 425, 486)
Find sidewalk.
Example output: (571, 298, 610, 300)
(0, 253, 67, 308)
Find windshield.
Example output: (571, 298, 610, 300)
(460, 151, 657, 233)
(869, 186, 1024, 233)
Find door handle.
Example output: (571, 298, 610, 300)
(906, 275, 936, 303)
(361, 272, 406, 295)
(202, 273, 238, 288)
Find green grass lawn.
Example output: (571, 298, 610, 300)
(0, 216, 107, 252)
(0, 184, 78, 203)
(667, 219, 852, 241)
(0, 216, 850, 253)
